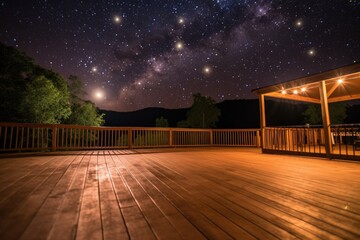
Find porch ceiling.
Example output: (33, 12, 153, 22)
(252, 63, 360, 104)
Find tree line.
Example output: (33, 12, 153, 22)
(0, 42, 104, 126)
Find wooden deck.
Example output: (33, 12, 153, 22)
(0, 148, 359, 239)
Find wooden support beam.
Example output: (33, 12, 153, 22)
(327, 83, 340, 98)
(266, 92, 320, 104)
(319, 81, 332, 157)
(328, 93, 360, 103)
(259, 94, 266, 151)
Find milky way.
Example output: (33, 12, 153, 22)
(1, 0, 359, 111)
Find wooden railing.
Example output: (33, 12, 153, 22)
(263, 124, 360, 159)
(0, 122, 260, 152)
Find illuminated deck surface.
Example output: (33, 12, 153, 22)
(0, 148, 359, 239)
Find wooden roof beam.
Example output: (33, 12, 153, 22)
(328, 93, 360, 103)
(266, 92, 320, 104)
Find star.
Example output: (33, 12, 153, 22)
(175, 41, 184, 50)
(295, 19, 303, 27)
(178, 17, 185, 24)
(91, 67, 97, 72)
(203, 66, 212, 74)
(308, 49, 316, 56)
(113, 15, 121, 24)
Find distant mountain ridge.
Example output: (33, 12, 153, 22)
(99, 99, 360, 128)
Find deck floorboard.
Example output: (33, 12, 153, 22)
(0, 148, 359, 239)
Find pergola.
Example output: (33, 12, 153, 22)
(252, 63, 360, 157)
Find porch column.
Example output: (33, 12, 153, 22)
(319, 81, 332, 157)
(259, 94, 266, 151)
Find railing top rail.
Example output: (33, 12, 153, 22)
(266, 123, 360, 129)
(0, 122, 261, 132)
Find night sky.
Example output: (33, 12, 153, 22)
(1, 1, 359, 111)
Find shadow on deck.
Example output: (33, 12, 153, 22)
(0, 148, 359, 239)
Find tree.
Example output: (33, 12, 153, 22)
(303, 103, 347, 125)
(66, 101, 104, 126)
(178, 93, 221, 128)
(155, 116, 169, 127)
(65, 75, 105, 126)
(0, 42, 104, 126)
(303, 105, 322, 125)
(19, 76, 71, 123)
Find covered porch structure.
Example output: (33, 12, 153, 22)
(252, 63, 360, 160)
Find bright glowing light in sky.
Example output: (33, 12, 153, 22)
(203, 66, 211, 74)
(94, 90, 104, 99)
(178, 17, 184, 24)
(175, 42, 184, 50)
(92, 67, 97, 72)
(295, 20, 303, 27)
(113, 15, 121, 23)
(308, 49, 315, 56)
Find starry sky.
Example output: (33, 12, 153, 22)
(1, 0, 359, 111)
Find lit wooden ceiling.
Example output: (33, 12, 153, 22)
(252, 63, 360, 104)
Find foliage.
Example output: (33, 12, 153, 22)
(19, 76, 71, 123)
(178, 93, 221, 128)
(155, 116, 169, 127)
(66, 101, 105, 126)
(302, 105, 322, 125)
(0, 42, 104, 126)
(302, 103, 347, 125)
(65, 75, 105, 126)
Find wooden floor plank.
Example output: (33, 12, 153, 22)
(0, 155, 76, 239)
(0, 148, 359, 240)
(98, 152, 129, 240)
(111, 151, 207, 240)
(106, 154, 156, 240)
(19, 154, 84, 240)
(113, 154, 233, 240)
(48, 153, 91, 240)
(76, 154, 103, 240)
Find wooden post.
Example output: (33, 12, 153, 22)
(52, 126, 57, 151)
(259, 94, 266, 151)
(128, 129, 132, 149)
(319, 81, 332, 157)
(169, 128, 173, 146)
(210, 129, 213, 145)
(256, 130, 260, 147)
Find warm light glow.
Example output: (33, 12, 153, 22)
(92, 67, 97, 72)
(295, 20, 303, 27)
(203, 66, 211, 74)
(114, 15, 121, 23)
(178, 17, 185, 24)
(175, 42, 184, 50)
(293, 90, 298, 94)
(337, 78, 343, 84)
(281, 90, 286, 94)
(308, 49, 315, 56)
(95, 91, 103, 99)
(301, 87, 306, 92)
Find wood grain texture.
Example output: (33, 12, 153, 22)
(0, 147, 359, 239)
